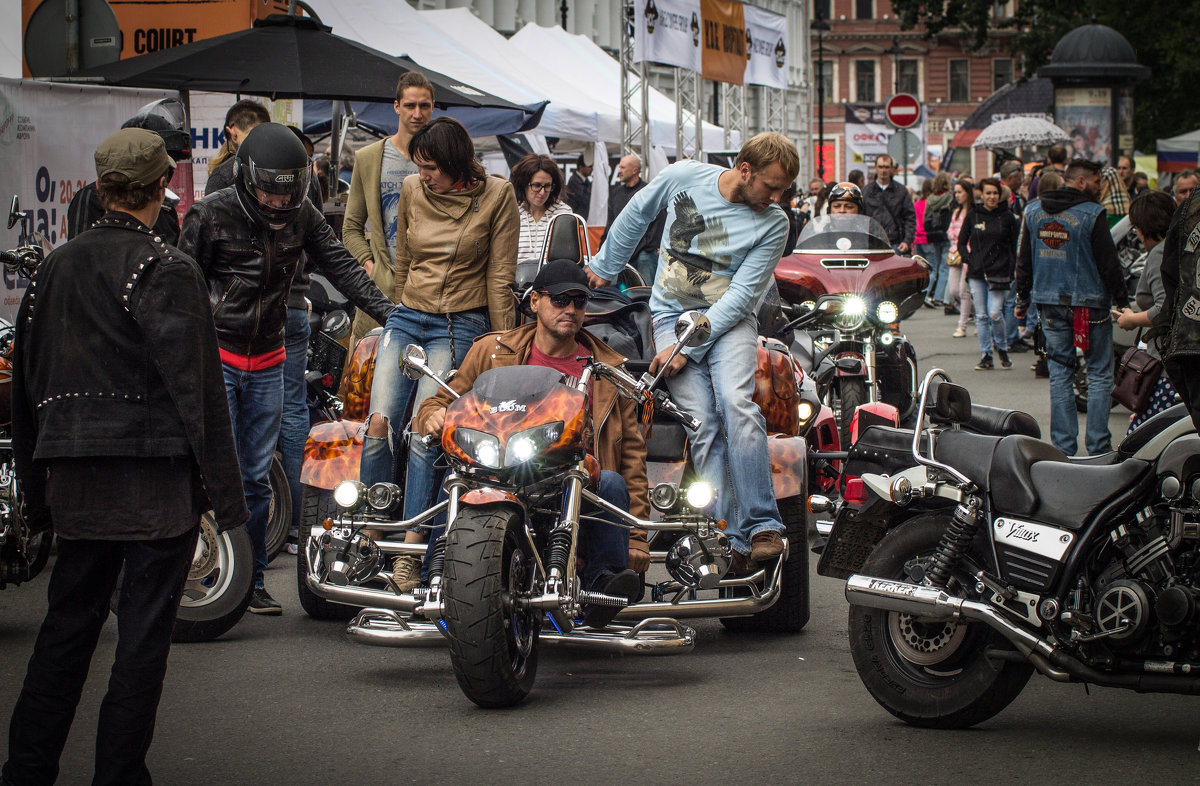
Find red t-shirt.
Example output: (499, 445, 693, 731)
(527, 341, 591, 387)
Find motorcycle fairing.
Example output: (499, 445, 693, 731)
(342, 329, 382, 422)
(753, 337, 804, 436)
(301, 419, 363, 489)
(768, 435, 808, 500)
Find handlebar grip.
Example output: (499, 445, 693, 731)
(653, 390, 701, 431)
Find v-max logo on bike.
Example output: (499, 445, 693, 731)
(994, 517, 1073, 560)
(489, 399, 527, 414)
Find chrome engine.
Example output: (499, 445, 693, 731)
(664, 530, 731, 589)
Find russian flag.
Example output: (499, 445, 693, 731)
(1158, 151, 1198, 173)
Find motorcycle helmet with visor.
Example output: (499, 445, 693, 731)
(234, 122, 312, 229)
(122, 97, 192, 162)
(827, 181, 863, 213)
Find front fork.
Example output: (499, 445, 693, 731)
(417, 475, 464, 622)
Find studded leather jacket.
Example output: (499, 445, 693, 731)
(179, 189, 393, 356)
(12, 212, 248, 530)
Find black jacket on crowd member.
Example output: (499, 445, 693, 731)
(66, 181, 181, 244)
(958, 204, 1020, 282)
(601, 180, 665, 260)
(863, 179, 916, 248)
(564, 171, 591, 218)
(178, 188, 393, 357)
(1155, 190, 1200, 429)
(12, 212, 248, 531)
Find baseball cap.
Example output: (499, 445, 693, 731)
(94, 128, 174, 187)
(532, 259, 591, 297)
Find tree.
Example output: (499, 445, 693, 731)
(889, 0, 1200, 150)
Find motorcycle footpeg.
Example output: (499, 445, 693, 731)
(576, 590, 631, 608)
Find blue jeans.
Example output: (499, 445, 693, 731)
(653, 317, 783, 555)
(280, 308, 310, 540)
(918, 241, 950, 301)
(1041, 304, 1114, 456)
(223, 362, 284, 588)
(633, 249, 659, 287)
(968, 277, 1009, 355)
(360, 305, 490, 519)
(1004, 285, 1021, 347)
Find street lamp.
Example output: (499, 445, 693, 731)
(813, 14, 831, 181)
(888, 35, 902, 95)
(560, 0, 568, 30)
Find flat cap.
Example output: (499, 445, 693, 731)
(94, 127, 173, 187)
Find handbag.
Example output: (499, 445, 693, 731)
(947, 249, 962, 267)
(1111, 333, 1163, 412)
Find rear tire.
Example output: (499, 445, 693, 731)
(847, 515, 1033, 728)
(172, 515, 255, 643)
(265, 452, 291, 563)
(296, 484, 358, 621)
(442, 505, 539, 708)
(720, 496, 810, 633)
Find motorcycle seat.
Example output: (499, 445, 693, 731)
(964, 405, 1040, 439)
(1027, 458, 1151, 530)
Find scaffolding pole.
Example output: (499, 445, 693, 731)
(620, 0, 650, 160)
(721, 83, 746, 150)
(763, 87, 787, 134)
(674, 67, 702, 160)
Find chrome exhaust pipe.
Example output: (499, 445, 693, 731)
(304, 571, 420, 613)
(345, 608, 447, 647)
(845, 574, 1054, 659)
(616, 562, 782, 621)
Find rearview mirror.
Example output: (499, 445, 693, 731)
(673, 311, 711, 348)
(401, 344, 429, 381)
(8, 196, 20, 230)
(934, 381, 972, 424)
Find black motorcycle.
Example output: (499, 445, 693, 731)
(835, 369, 1200, 728)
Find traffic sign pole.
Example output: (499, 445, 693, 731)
(885, 94, 922, 187)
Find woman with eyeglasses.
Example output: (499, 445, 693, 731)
(511, 154, 574, 262)
(358, 117, 519, 590)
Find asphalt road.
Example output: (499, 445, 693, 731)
(0, 308, 1196, 784)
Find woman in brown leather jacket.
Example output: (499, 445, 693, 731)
(359, 117, 518, 588)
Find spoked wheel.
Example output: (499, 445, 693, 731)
(834, 377, 867, 447)
(442, 504, 539, 708)
(172, 513, 255, 642)
(847, 515, 1033, 728)
(265, 452, 292, 563)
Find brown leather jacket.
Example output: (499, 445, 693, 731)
(394, 174, 519, 333)
(416, 322, 649, 557)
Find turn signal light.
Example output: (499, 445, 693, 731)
(322, 518, 334, 531)
(715, 520, 728, 531)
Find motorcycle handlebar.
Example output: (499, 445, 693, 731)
(652, 389, 701, 431)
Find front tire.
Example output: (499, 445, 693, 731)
(847, 515, 1033, 728)
(265, 452, 291, 563)
(442, 505, 539, 708)
(296, 484, 358, 621)
(836, 377, 868, 447)
(172, 514, 255, 642)
(720, 496, 810, 633)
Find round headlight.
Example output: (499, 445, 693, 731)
(797, 401, 815, 422)
(842, 296, 867, 317)
(879, 331, 895, 346)
(650, 482, 679, 512)
(366, 482, 401, 511)
(333, 480, 365, 510)
(876, 301, 898, 323)
(685, 481, 715, 510)
(509, 436, 537, 464)
(475, 441, 500, 468)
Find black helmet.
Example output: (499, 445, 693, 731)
(234, 122, 312, 229)
(827, 181, 863, 212)
(123, 98, 191, 162)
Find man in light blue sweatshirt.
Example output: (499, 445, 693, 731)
(587, 133, 799, 567)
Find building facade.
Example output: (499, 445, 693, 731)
(810, 0, 1021, 181)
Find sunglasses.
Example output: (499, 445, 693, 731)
(540, 292, 588, 309)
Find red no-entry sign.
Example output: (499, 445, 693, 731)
(885, 94, 921, 129)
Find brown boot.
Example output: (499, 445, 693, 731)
(750, 531, 785, 562)
(391, 554, 421, 593)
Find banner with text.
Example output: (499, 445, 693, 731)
(0, 79, 176, 318)
(843, 102, 927, 178)
(634, 0, 703, 73)
(743, 4, 787, 89)
(699, 0, 745, 86)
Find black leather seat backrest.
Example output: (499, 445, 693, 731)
(543, 213, 587, 265)
(966, 405, 1041, 439)
(645, 420, 687, 462)
(989, 435, 1067, 517)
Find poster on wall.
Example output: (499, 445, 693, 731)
(1117, 88, 1134, 156)
(189, 92, 301, 202)
(0, 78, 176, 318)
(1055, 87, 1111, 163)
(634, 0, 703, 73)
(843, 103, 927, 179)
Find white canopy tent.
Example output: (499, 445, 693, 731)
(1157, 129, 1200, 153)
(1, 4, 21, 78)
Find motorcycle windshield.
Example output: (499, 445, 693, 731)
(795, 214, 893, 253)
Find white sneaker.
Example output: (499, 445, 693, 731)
(952, 328, 966, 338)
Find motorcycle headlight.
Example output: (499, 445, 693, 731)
(835, 296, 867, 330)
(797, 400, 815, 424)
(685, 481, 715, 510)
(366, 482, 401, 511)
(453, 428, 502, 469)
(503, 421, 565, 467)
(333, 480, 366, 511)
(650, 482, 679, 512)
(879, 331, 896, 347)
(876, 301, 898, 324)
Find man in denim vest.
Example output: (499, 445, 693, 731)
(1015, 158, 1130, 455)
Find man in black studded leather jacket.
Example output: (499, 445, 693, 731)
(178, 123, 393, 613)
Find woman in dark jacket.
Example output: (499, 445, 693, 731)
(958, 177, 1020, 370)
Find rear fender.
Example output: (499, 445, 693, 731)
(768, 435, 808, 500)
(850, 401, 899, 444)
(300, 419, 363, 490)
(833, 351, 865, 377)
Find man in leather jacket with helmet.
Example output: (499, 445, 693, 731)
(179, 122, 394, 614)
